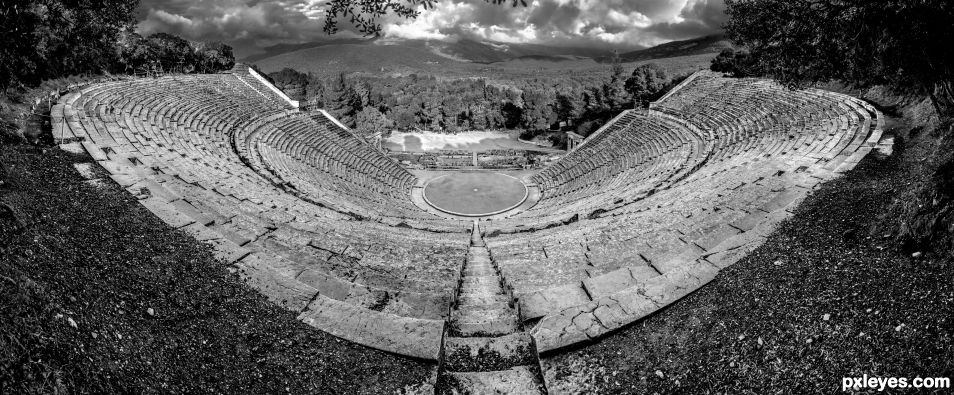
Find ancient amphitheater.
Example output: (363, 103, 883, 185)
(51, 66, 889, 393)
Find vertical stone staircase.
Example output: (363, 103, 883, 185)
(435, 221, 547, 394)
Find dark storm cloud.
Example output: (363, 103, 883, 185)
(136, 0, 366, 56)
(646, 0, 727, 40)
(135, 0, 727, 56)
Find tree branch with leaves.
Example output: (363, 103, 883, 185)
(323, 0, 527, 36)
(724, 0, 954, 115)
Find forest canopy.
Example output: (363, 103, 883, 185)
(1, 0, 234, 91)
(266, 57, 678, 138)
(721, 0, 954, 115)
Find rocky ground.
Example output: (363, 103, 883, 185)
(0, 145, 433, 393)
(542, 124, 954, 394)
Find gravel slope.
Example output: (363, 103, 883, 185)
(0, 145, 433, 394)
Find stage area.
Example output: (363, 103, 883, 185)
(422, 172, 528, 216)
(383, 130, 560, 153)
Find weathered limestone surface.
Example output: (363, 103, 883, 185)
(235, 252, 318, 312)
(298, 296, 445, 360)
(532, 260, 719, 353)
(518, 283, 591, 321)
(582, 265, 659, 299)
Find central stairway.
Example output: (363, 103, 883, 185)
(435, 221, 547, 394)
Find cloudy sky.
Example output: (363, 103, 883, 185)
(136, 0, 727, 58)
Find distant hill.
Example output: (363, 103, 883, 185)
(242, 39, 369, 63)
(599, 34, 733, 63)
(245, 35, 723, 77)
(430, 39, 617, 63)
(250, 40, 466, 77)
(245, 37, 628, 76)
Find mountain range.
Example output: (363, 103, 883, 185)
(600, 34, 732, 63)
(244, 34, 731, 77)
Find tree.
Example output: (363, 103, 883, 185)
(305, 74, 326, 108)
(326, 73, 362, 127)
(520, 88, 555, 132)
(194, 41, 235, 73)
(392, 108, 417, 130)
(269, 68, 310, 101)
(709, 48, 755, 77)
(442, 96, 463, 132)
(115, 32, 234, 75)
(582, 87, 607, 118)
(554, 92, 581, 125)
(354, 107, 394, 140)
(144, 33, 194, 72)
(1, 0, 138, 89)
(724, 0, 954, 115)
(421, 91, 443, 130)
(117, 32, 153, 72)
(625, 63, 670, 108)
(468, 105, 489, 130)
(602, 52, 629, 111)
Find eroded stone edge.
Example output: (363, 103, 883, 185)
(531, 260, 719, 353)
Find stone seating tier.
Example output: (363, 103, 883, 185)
(476, 71, 882, 353)
(54, 68, 885, 360)
(56, 70, 474, 359)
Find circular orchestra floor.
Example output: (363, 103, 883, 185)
(422, 172, 528, 216)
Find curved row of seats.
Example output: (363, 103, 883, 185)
(478, 71, 883, 352)
(53, 68, 472, 359)
(53, 67, 884, 358)
(234, 110, 429, 219)
(518, 110, 710, 220)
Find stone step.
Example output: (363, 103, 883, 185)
(453, 302, 516, 316)
(462, 271, 497, 280)
(458, 289, 507, 299)
(461, 276, 503, 288)
(458, 287, 508, 300)
(456, 293, 511, 307)
(453, 306, 519, 325)
(464, 261, 494, 269)
(463, 267, 497, 277)
(451, 319, 519, 337)
(442, 333, 536, 372)
(437, 366, 544, 395)
(468, 254, 491, 263)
